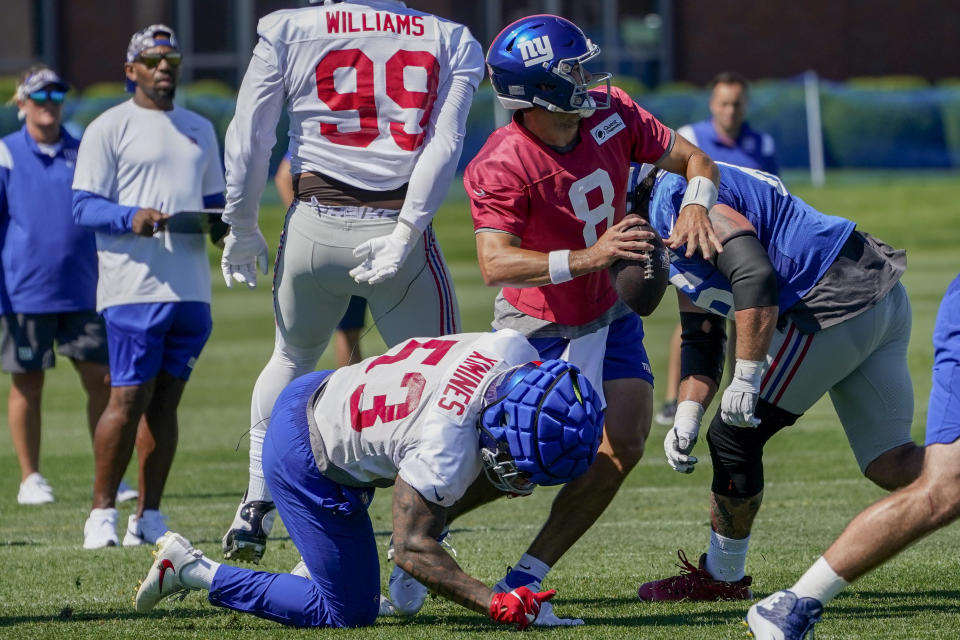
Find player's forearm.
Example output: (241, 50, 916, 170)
(733, 306, 778, 361)
(223, 47, 284, 231)
(478, 244, 605, 288)
(399, 75, 476, 233)
(392, 541, 493, 615)
(677, 374, 718, 408)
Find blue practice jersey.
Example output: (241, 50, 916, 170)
(678, 119, 778, 175)
(0, 126, 97, 314)
(647, 162, 855, 318)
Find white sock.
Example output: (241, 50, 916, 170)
(245, 336, 323, 503)
(790, 556, 849, 605)
(704, 531, 750, 582)
(180, 555, 221, 591)
(511, 553, 551, 586)
(246, 424, 272, 503)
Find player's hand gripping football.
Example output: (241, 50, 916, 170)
(668, 204, 723, 260)
(350, 220, 418, 285)
(489, 586, 556, 630)
(721, 359, 764, 428)
(664, 400, 704, 473)
(221, 226, 269, 289)
(583, 216, 656, 270)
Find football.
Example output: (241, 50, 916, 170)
(608, 217, 670, 316)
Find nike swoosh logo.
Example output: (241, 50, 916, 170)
(517, 563, 532, 571)
(433, 488, 445, 502)
(158, 558, 175, 592)
(472, 187, 486, 197)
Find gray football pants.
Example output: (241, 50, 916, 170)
(245, 203, 460, 499)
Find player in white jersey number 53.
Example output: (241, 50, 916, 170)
(135, 330, 604, 629)
(218, 0, 485, 562)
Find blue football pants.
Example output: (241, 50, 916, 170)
(208, 371, 381, 627)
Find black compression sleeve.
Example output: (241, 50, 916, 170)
(680, 311, 727, 386)
(715, 233, 779, 310)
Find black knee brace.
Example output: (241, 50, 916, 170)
(707, 399, 801, 498)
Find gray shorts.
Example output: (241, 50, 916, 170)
(1, 311, 108, 373)
(273, 202, 460, 356)
(759, 282, 914, 471)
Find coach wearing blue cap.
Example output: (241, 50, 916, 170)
(72, 25, 226, 549)
(0, 66, 134, 506)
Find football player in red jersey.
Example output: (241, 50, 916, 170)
(457, 15, 721, 625)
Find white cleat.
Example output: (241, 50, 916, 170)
(18, 472, 54, 505)
(123, 510, 170, 546)
(386, 528, 453, 616)
(116, 480, 139, 503)
(135, 532, 202, 612)
(83, 507, 119, 549)
(388, 564, 429, 616)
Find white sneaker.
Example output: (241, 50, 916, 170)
(123, 510, 169, 546)
(291, 558, 310, 578)
(18, 472, 54, 505)
(135, 532, 202, 612)
(116, 480, 139, 503)
(386, 528, 453, 616)
(388, 565, 429, 616)
(83, 508, 119, 549)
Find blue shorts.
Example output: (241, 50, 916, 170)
(925, 274, 960, 446)
(102, 301, 212, 386)
(528, 313, 654, 385)
(336, 296, 367, 331)
(209, 370, 381, 628)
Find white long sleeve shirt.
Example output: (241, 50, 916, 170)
(223, 0, 484, 233)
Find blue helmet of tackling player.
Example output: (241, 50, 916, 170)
(478, 359, 604, 495)
(486, 14, 612, 117)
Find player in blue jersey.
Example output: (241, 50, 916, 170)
(0, 66, 132, 505)
(656, 71, 778, 427)
(746, 274, 960, 639)
(631, 162, 923, 601)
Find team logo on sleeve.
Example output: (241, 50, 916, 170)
(518, 35, 553, 67)
(590, 114, 626, 145)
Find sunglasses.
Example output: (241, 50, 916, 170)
(28, 89, 66, 105)
(136, 51, 182, 68)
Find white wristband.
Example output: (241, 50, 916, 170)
(548, 249, 573, 284)
(680, 176, 718, 213)
(675, 400, 705, 424)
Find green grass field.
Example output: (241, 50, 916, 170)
(1, 170, 958, 639)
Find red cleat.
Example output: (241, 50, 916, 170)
(637, 550, 753, 601)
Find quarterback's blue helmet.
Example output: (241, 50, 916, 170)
(486, 14, 612, 117)
(478, 359, 604, 495)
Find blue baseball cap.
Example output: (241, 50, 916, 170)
(17, 68, 69, 101)
(125, 24, 180, 93)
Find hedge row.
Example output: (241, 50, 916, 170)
(2, 80, 959, 169)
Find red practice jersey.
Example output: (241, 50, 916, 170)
(465, 86, 672, 326)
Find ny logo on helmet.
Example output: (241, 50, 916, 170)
(518, 35, 553, 67)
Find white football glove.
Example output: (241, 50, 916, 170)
(721, 359, 764, 428)
(349, 220, 418, 285)
(221, 226, 269, 289)
(664, 400, 705, 474)
(493, 579, 583, 627)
